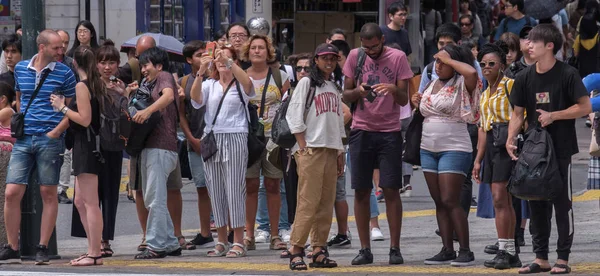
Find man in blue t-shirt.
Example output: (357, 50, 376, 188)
(0, 30, 77, 265)
(494, 0, 538, 41)
(380, 2, 412, 56)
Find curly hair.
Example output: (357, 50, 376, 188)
(209, 46, 239, 81)
(240, 34, 276, 63)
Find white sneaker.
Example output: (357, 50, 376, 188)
(370, 227, 384, 241)
(255, 229, 270, 243)
(279, 229, 291, 243)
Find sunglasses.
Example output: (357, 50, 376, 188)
(460, 23, 472, 27)
(295, 66, 310, 72)
(479, 61, 497, 68)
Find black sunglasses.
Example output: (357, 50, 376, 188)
(295, 66, 310, 72)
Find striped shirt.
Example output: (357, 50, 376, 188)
(480, 76, 513, 132)
(14, 55, 77, 135)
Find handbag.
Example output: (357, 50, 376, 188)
(591, 113, 600, 156)
(236, 82, 266, 168)
(491, 122, 509, 147)
(403, 108, 424, 166)
(255, 68, 272, 143)
(11, 70, 51, 138)
(200, 80, 235, 162)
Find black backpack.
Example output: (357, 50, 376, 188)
(98, 89, 131, 151)
(509, 124, 562, 201)
(272, 80, 316, 149)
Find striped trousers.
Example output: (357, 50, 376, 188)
(203, 133, 248, 229)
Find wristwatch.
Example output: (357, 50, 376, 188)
(61, 106, 69, 114)
(226, 58, 234, 69)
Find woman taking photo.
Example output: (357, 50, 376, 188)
(242, 34, 290, 251)
(51, 45, 107, 266)
(473, 42, 521, 270)
(411, 44, 480, 267)
(70, 40, 124, 258)
(285, 43, 345, 271)
(66, 20, 99, 58)
(190, 46, 253, 258)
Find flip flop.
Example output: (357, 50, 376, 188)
(550, 264, 571, 274)
(519, 263, 552, 274)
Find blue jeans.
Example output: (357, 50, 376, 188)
(7, 134, 65, 185)
(257, 177, 290, 232)
(140, 148, 180, 252)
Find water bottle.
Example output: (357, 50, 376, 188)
(52, 90, 65, 112)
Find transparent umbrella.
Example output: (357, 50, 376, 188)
(120, 32, 185, 62)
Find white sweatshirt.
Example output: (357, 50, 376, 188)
(286, 77, 345, 153)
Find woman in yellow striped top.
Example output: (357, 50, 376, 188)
(472, 42, 521, 269)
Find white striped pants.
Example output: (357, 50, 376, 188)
(203, 133, 248, 229)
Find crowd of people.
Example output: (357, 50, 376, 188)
(0, 0, 597, 274)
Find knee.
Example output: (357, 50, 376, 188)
(74, 195, 86, 210)
(167, 189, 182, 200)
(265, 182, 280, 195)
(246, 181, 259, 195)
(492, 193, 509, 211)
(354, 189, 371, 203)
(40, 188, 58, 204)
(197, 187, 209, 198)
(382, 188, 399, 201)
(440, 196, 459, 210)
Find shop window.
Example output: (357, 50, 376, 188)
(149, 0, 185, 40)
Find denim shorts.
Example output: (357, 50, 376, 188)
(7, 134, 65, 185)
(188, 151, 207, 188)
(420, 149, 472, 177)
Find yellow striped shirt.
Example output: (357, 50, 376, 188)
(480, 76, 514, 132)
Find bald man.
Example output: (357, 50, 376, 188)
(0, 30, 77, 264)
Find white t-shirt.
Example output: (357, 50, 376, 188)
(192, 79, 256, 134)
(286, 77, 345, 153)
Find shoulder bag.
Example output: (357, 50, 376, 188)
(200, 80, 235, 162)
(236, 81, 266, 168)
(11, 70, 51, 138)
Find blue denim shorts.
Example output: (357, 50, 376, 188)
(188, 151, 207, 188)
(7, 134, 65, 185)
(420, 149, 472, 177)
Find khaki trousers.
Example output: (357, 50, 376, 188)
(289, 147, 338, 248)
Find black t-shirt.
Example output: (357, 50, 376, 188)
(178, 74, 206, 141)
(509, 61, 589, 158)
(380, 25, 412, 56)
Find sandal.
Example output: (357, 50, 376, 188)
(309, 250, 337, 268)
(71, 255, 103, 266)
(207, 242, 229, 257)
(306, 247, 328, 259)
(226, 243, 247, 258)
(134, 248, 167, 259)
(281, 249, 305, 258)
(101, 241, 113, 257)
(177, 236, 187, 248)
(70, 253, 88, 265)
(550, 264, 572, 274)
(270, 235, 287, 250)
(137, 238, 147, 252)
(244, 236, 256, 251)
(519, 263, 552, 274)
(289, 252, 308, 271)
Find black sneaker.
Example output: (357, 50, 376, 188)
(327, 234, 351, 249)
(34, 244, 49, 265)
(58, 191, 72, 204)
(484, 242, 499, 254)
(450, 249, 475, 267)
(167, 247, 182, 257)
(389, 247, 404, 265)
(484, 251, 501, 268)
(424, 247, 456, 265)
(0, 244, 20, 260)
(351, 248, 373, 265)
(189, 233, 215, 249)
(509, 253, 522, 268)
(470, 197, 478, 208)
(227, 231, 234, 244)
(492, 251, 511, 269)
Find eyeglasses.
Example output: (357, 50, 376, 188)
(361, 42, 382, 52)
(77, 29, 90, 34)
(460, 22, 472, 27)
(229, 33, 248, 40)
(479, 61, 497, 68)
(295, 66, 310, 72)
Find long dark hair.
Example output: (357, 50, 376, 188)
(67, 20, 99, 57)
(309, 56, 343, 91)
(74, 45, 108, 110)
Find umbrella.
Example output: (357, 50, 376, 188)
(120, 32, 185, 62)
(524, 0, 569, 20)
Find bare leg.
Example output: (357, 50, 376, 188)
(245, 178, 260, 239)
(4, 184, 26, 250)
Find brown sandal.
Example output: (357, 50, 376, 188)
(270, 236, 287, 250)
(243, 236, 256, 251)
(137, 238, 147, 252)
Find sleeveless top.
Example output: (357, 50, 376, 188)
(69, 80, 101, 134)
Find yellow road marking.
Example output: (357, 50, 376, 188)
(573, 189, 600, 202)
(103, 260, 600, 274)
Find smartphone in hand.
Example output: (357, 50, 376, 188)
(206, 42, 217, 58)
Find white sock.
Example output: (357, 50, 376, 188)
(498, 239, 508, 251)
(505, 239, 516, 256)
